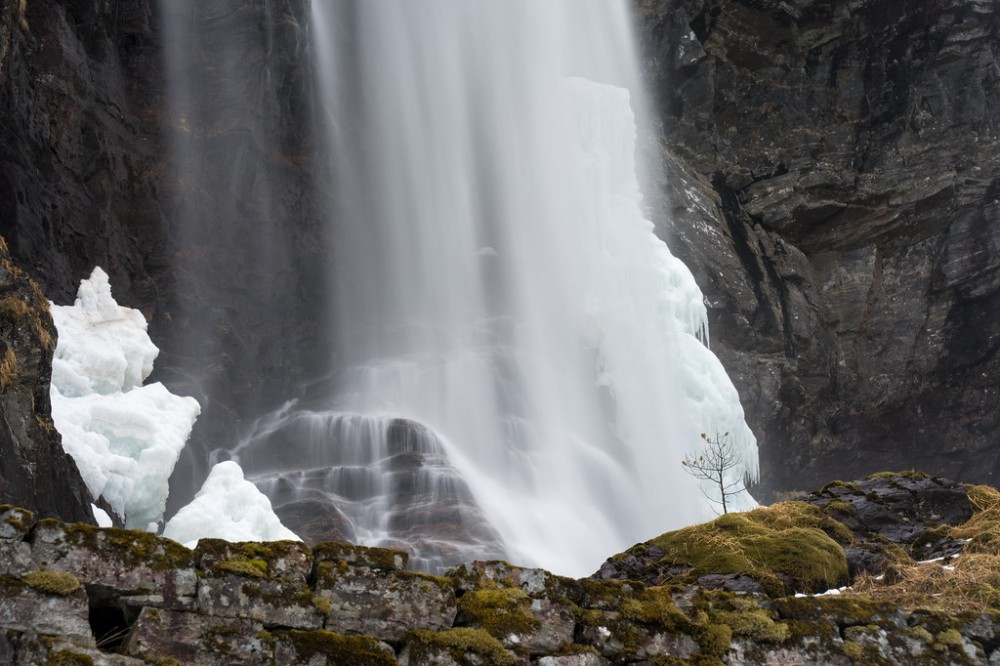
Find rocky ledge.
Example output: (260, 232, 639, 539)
(0, 472, 998, 665)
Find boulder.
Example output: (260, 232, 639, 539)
(30, 519, 196, 607)
(0, 575, 92, 645)
(315, 560, 457, 642)
(123, 607, 271, 666)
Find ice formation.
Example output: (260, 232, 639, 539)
(162, 461, 301, 548)
(560, 77, 758, 506)
(50, 267, 201, 531)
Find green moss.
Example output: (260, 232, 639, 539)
(822, 499, 856, 515)
(405, 628, 514, 666)
(934, 628, 964, 648)
(46, 520, 192, 573)
(22, 571, 82, 596)
(646, 506, 849, 595)
(46, 651, 94, 666)
(573, 578, 642, 611)
(842, 640, 864, 660)
(713, 609, 789, 643)
(771, 595, 891, 628)
(698, 623, 733, 656)
(617, 586, 693, 634)
(1, 506, 33, 532)
(215, 559, 268, 578)
(456, 587, 539, 638)
(274, 630, 396, 665)
(313, 541, 408, 571)
(821, 480, 861, 495)
(311, 595, 332, 615)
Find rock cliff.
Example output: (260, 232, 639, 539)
(1, 472, 999, 665)
(0, 239, 93, 523)
(1, 0, 998, 513)
(0, 0, 330, 512)
(631, 0, 1000, 499)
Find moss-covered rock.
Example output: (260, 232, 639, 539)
(0, 505, 34, 539)
(0, 575, 93, 645)
(272, 629, 397, 665)
(315, 560, 456, 643)
(646, 508, 849, 595)
(194, 538, 312, 583)
(123, 607, 272, 665)
(22, 570, 81, 596)
(312, 541, 408, 572)
(196, 572, 325, 630)
(30, 519, 197, 607)
(401, 628, 516, 666)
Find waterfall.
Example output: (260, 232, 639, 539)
(235, 0, 756, 577)
(156, 0, 758, 577)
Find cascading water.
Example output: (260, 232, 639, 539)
(234, 0, 759, 577)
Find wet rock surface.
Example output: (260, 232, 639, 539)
(632, 0, 1000, 500)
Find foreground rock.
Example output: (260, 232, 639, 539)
(1, 472, 999, 664)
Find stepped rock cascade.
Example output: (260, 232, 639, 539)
(226, 0, 758, 577)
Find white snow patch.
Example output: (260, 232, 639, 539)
(91, 504, 113, 528)
(50, 268, 201, 531)
(795, 586, 849, 598)
(163, 461, 301, 548)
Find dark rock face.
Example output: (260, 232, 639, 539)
(804, 472, 973, 575)
(0, 244, 93, 522)
(632, 0, 1000, 500)
(0, 0, 329, 515)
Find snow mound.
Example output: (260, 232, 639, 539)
(163, 461, 301, 548)
(50, 267, 201, 531)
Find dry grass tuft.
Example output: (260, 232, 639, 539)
(840, 484, 1000, 614)
(0, 346, 18, 390)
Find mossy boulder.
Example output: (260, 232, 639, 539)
(30, 520, 197, 606)
(194, 538, 312, 583)
(448, 560, 570, 598)
(196, 572, 325, 630)
(312, 541, 408, 572)
(272, 629, 398, 665)
(0, 575, 92, 645)
(400, 628, 516, 666)
(803, 473, 974, 560)
(315, 560, 456, 643)
(124, 607, 273, 665)
(596, 504, 850, 596)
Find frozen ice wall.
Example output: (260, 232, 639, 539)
(50, 268, 201, 531)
